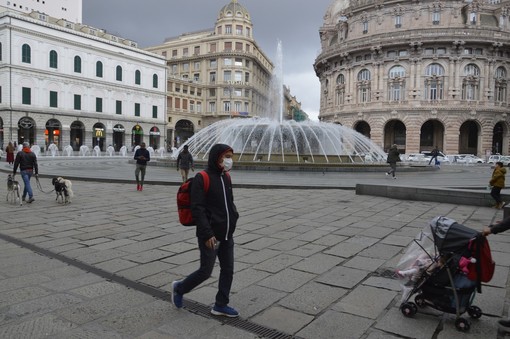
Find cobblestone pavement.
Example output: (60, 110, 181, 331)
(0, 158, 509, 338)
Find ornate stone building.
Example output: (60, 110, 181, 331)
(315, 0, 510, 156)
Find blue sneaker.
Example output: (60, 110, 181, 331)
(211, 304, 239, 318)
(171, 281, 183, 308)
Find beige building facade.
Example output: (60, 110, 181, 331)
(315, 0, 510, 157)
(146, 0, 275, 148)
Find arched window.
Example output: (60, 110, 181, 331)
(135, 70, 141, 85)
(495, 66, 507, 103)
(22, 44, 31, 63)
(388, 66, 406, 102)
(152, 74, 158, 88)
(357, 69, 371, 81)
(357, 69, 371, 103)
(49, 50, 58, 68)
(74, 56, 81, 73)
(335, 74, 346, 106)
(116, 65, 122, 81)
(424, 63, 445, 100)
(336, 74, 345, 85)
(96, 61, 103, 77)
(462, 64, 480, 100)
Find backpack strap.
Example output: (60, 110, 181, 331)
(200, 171, 210, 193)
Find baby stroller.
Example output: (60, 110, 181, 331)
(396, 216, 495, 331)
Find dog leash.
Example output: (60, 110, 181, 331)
(35, 176, 55, 194)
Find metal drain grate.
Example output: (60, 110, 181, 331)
(0, 232, 303, 339)
(373, 267, 399, 279)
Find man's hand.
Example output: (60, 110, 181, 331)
(482, 226, 491, 236)
(205, 237, 216, 250)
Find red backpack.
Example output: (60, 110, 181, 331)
(177, 171, 209, 226)
(467, 235, 495, 292)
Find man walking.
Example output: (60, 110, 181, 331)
(489, 161, 506, 209)
(176, 145, 194, 182)
(134, 142, 150, 191)
(171, 143, 240, 317)
(428, 146, 440, 166)
(386, 144, 400, 179)
(13, 142, 38, 203)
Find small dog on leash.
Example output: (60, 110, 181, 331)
(51, 177, 73, 204)
(6, 174, 22, 206)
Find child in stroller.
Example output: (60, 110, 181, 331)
(396, 216, 492, 332)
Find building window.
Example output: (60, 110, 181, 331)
(194, 61, 201, 70)
(134, 103, 140, 117)
(357, 69, 371, 103)
(49, 50, 58, 68)
(469, 12, 476, 25)
(357, 69, 371, 81)
(152, 106, 158, 119)
(96, 61, 103, 77)
(210, 71, 216, 83)
(495, 67, 507, 103)
(116, 100, 122, 114)
(225, 25, 232, 34)
(74, 56, 81, 73)
(116, 65, 122, 81)
(210, 43, 217, 53)
(388, 66, 406, 102)
(235, 42, 243, 51)
(171, 64, 177, 74)
(74, 94, 81, 110)
(462, 64, 480, 100)
(49, 91, 58, 107)
(362, 21, 368, 34)
(236, 25, 243, 35)
(246, 27, 251, 37)
(224, 70, 232, 81)
(22, 44, 31, 63)
(224, 58, 232, 66)
(432, 11, 440, 25)
(424, 63, 445, 100)
(235, 71, 242, 82)
(96, 97, 103, 112)
(209, 101, 216, 112)
(153, 74, 158, 88)
(194, 46, 200, 55)
(245, 72, 250, 83)
(395, 15, 402, 28)
(135, 70, 141, 85)
(336, 74, 345, 85)
(224, 42, 232, 51)
(182, 63, 189, 72)
(224, 101, 231, 112)
(210, 59, 217, 68)
(22, 87, 31, 104)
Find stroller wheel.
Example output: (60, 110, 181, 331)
(400, 302, 418, 317)
(455, 317, 470, 332)
(467, 306, 482, 319)
(415, 294, 426, 307)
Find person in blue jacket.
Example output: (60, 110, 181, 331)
(133, 142, 150, 191)
(171, 143, 240, 318)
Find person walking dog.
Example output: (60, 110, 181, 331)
(12, 142, 38, 203)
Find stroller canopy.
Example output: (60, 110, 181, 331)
(430, 216, 479, 254)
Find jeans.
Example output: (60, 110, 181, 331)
(177, 237, 234, 307)
(491, 186, 502, 204)
(135, 164, 147, 186)
(20, 170, 33, 199)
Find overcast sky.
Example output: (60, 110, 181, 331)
(82, 0, 334, 121)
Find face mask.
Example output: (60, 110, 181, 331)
(222, 158, 233, 171)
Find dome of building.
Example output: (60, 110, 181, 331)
(218, 0, 250, 21)
(315, 0, 510, 157)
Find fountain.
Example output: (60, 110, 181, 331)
(119, 146, 127, 157)
(147, 146, 155, 159)
(106, 145, 115, 157)
(31, 145, 41, 157)
(156, 147, 166, 158)
(47, 143, 59, 157)
(173, 40, 387, 164)
(63, 145, 73, 157)
(79, 145, 90, 156)
(93, 145, 101, 157)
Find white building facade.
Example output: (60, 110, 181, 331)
(1, 0, 82, 23)
(0, 8, 167, 152)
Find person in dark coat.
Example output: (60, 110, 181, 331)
(12, 142, 38, 203)
(176, 145, 194, 182)
(5, 142, 15, 165)
(386, 144, 401, 179)
(171, 143, 240, 318)
(133, 142, 150, 191)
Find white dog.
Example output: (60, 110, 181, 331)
(51, 177, 73, 204)
(6, 174, 22, 206)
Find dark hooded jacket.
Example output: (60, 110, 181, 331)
(190, 144, 239, 241)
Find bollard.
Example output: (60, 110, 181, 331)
(504, 204, 510, 219)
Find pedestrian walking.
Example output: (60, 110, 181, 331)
(5, 141, 15, 165)
(171, 143, 240, 318)
(134, 142, 150, 191)
(176, 145, 194, 183)
(482, 216, 510, 332)
(12, 142, 38, 203)
(386, 144, 401, 179)
(489, 161, 506, 209)
(428, 146, 440, 166)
